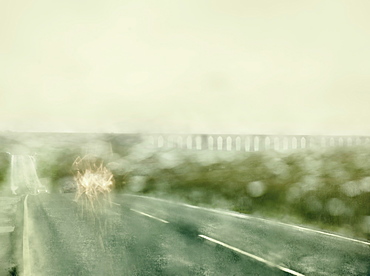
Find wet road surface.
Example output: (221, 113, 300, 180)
(22, 193, 370, 276)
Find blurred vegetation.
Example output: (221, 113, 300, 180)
(0, 152, 11, 189)
(0, 132, 369, 240)
(122, 145, 370, 240)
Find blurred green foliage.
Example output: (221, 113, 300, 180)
(36, 147, 81, 192)
(0, 132, 369, 240)
(0, 152, 10, 189)
(123, 146, 370, 240)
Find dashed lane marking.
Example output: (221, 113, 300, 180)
(199, 235, 305, 276)
(125, 194, 370, 246)
(130, 208, 169, 223)
(0, 226, 14, 233)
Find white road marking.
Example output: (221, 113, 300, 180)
(130, 208, 169, 223)
(125, 194, 370, 246)
(199, 235, 305, 276)
(103, 199, 121, 206)
(23, 194, 31, 276)
(285, 225, 370, 246)
(200, 209, 370, 246)
(0, 226, 14, 233)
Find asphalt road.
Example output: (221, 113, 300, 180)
(22, 193, 369, 276)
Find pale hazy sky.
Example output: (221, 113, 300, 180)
(1, 0, 370, 135)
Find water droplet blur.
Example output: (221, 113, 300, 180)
(247, 181, 266, 197)
(326, 198, 347, 216)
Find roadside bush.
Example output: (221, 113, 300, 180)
(0, 152, 11, 190)
(122, 146, 370, 240)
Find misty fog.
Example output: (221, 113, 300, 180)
(1, 0, 370, 134)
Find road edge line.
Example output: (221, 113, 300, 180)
(22, 194, 31, 276)
(198, 234, 305, 276)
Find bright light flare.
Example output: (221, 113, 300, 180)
(73, 155, 114, 212)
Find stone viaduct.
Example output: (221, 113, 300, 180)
(141, 134, 370, 151)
